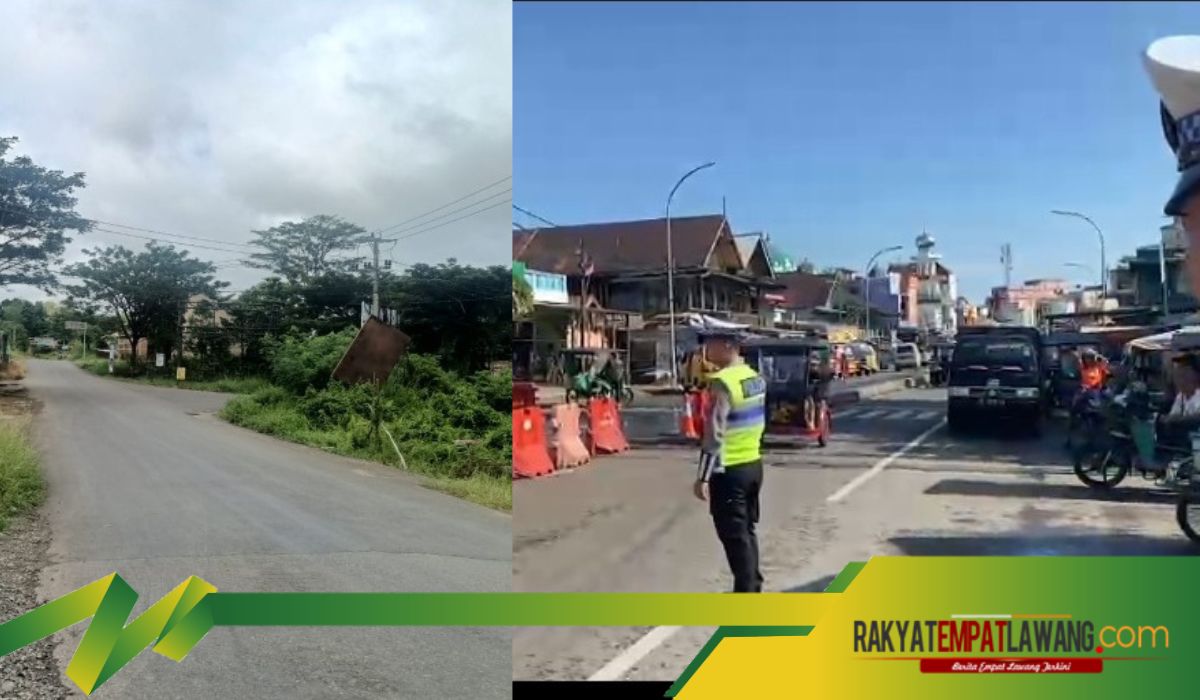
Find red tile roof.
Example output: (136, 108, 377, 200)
(775, 271, 834, 309)
(513, 215, 729, 275)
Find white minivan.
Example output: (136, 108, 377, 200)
(894, 342, 922, 370)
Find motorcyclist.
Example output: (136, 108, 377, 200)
(1066, 349, 1111, 447)
(1080, 349, 1110, 391)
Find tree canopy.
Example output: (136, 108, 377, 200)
(247, 214, 366, 284)
(65, 243, 225, 366)
(384, 261, 510, 373)
(0, 136, 91, 290)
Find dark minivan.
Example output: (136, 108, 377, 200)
(947, 326, 1048, 434)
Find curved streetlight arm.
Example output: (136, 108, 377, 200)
(668, 162, 717, 208)
(1051, 210, 1107, 296)
(665, 161, 716, 388)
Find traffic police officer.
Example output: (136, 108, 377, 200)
(1146, 36, 1200, 266)
(691, 328, 767, 593)
(1145, 36, 1200, 483)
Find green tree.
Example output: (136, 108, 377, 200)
(65, 243, 225, 368)
(385, 261, 510, 373)
(247, 214, 367, 284)
(0, 137, 91, 290)
(513, 271, 533, 319)
(225, 270, 370, 371)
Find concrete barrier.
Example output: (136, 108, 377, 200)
(827, 374, 916, 408)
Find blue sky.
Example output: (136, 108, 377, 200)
(514, 1, 1195, 303)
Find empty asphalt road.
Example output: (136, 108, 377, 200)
(22, 360, 511, 699)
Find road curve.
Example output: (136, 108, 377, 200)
(23, 359, 512, 699)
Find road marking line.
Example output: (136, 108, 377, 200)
(916, 410, 941, 420)
(836, 407, 863, 419)
(826, 418, 947, 503)
(587, 404, 946, 681)
(588, 625, 682, 681)
(882, 409, 913, 421)
(856, 409, 885, 420)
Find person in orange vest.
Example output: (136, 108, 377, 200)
(1079, 349, 1110, 392)
(1067, 349, 1111, 445)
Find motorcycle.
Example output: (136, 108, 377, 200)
(1071, 385, 1200, 545)
(1071, 383, 1160, 489)
(1169, 449, 1200, 544)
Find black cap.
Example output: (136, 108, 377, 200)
(698, 328, 745, 343)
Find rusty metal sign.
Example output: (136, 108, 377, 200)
(331, 316, 412, 386)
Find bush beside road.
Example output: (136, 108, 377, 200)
(75, 331, 513, 511)
(220, 330, 512, 511)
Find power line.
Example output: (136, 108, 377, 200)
(374, 188, 511, 237)
(512, 205, 558, 228)
(394, 199, 510, 241)
(86, 219, 258, 250)
(0, 200, 258, 252)
(89, 226, 251, 255)
(372, 175, 512, 235)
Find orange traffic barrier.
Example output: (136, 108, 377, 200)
(512, 406, 554, 478)
(550, 403, 590, 469)
(588, 397, 629, 454)
(696, 390, 711, 440)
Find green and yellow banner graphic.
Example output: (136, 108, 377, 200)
(0, 558, 1193, 696)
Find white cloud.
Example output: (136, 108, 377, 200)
(0, 0, 511, 298)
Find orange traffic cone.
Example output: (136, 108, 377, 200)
(680, 391, 699, 440)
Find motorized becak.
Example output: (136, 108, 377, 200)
(740, 336, 833, 448)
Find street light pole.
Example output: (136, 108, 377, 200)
(864, 245, 903, 341)
(1051, 210, 1107, 298)
(666, 161, 715, 387)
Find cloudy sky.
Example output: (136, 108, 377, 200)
(0, 0, 511, 299)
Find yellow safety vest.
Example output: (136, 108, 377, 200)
(712, 363, 766, 467)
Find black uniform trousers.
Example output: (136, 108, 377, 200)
(708, 460, 764, 593)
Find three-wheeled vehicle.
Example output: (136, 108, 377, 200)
(848, 342, 881, 375)
(740, 336, 832, 447)
(560, 348, 634, 405)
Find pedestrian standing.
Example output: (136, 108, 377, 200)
(691, 329, 767, 593)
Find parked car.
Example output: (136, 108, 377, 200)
(894, 342, 922, 370)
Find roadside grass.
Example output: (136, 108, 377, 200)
(75, 357, 268, 394)
(422, 472, 510, 512)
(221, 375, 512, 512)
(0, 420, 44, 532)
(0, 358, 26, 381)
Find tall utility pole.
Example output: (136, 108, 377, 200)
(366, 233, 397, 318)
